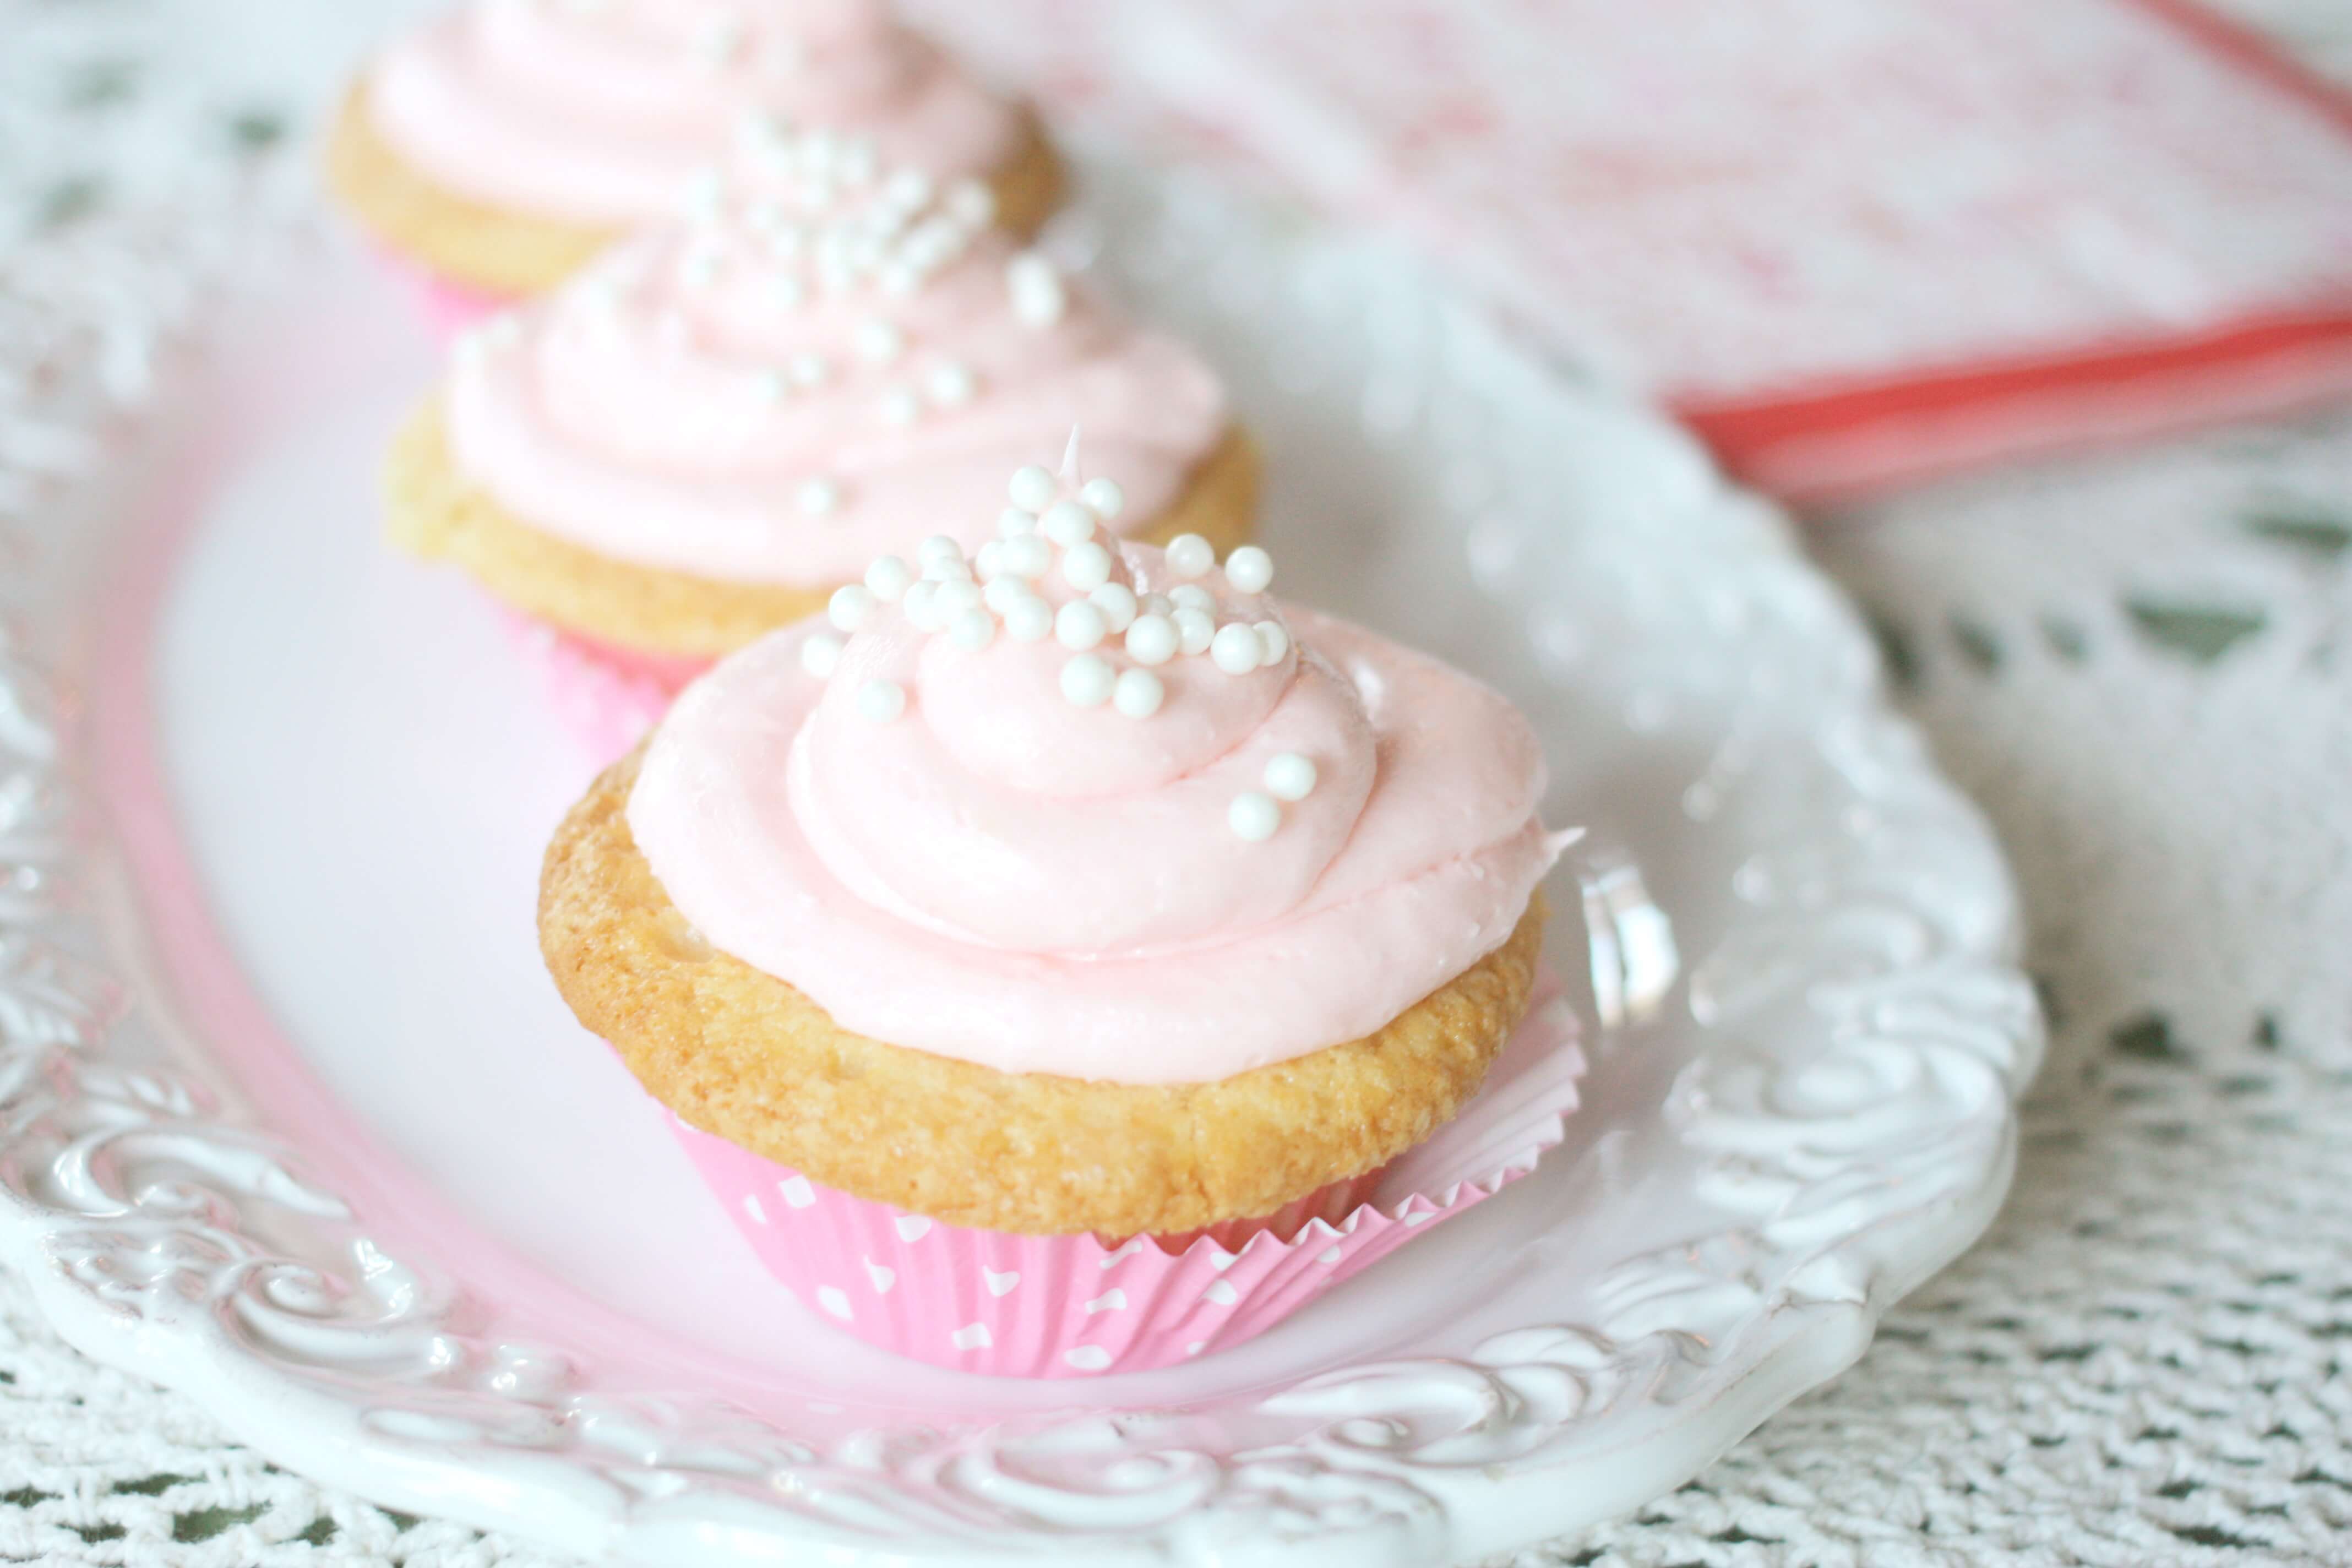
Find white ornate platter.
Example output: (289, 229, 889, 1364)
(0, 154, 2039, 1566)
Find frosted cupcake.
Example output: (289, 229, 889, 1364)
(325, 0, 1060, 325)
(538, 465, 1583, 1376)
(384, 138, 1254, 759)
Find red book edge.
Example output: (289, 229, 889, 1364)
(1672, 0, 2352, 504)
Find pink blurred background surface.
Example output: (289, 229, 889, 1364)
(912, 0, 2352, 499)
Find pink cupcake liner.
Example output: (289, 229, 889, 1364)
(665, 975, 1586, 1379)
(367, 242, 514, 341)
(498, 609, 713, 765)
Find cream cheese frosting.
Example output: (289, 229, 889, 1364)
(366, 0, 1025, 227)
(442, 139, 1229, 587)
(626, 471, 1561, 1084)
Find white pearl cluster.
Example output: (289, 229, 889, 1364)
(634, 121, 1082, 525)
(797, 461, 1319, 839)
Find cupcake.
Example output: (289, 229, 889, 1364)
(325, 0, 1060, 327)
(383, 140, 1254, 759)
(537, 466, 1581, 1375)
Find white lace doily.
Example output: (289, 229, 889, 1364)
(6, 1, 2351, 1563)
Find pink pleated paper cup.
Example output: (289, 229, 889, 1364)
(368, 243, 514, 342)
(499, 609, 714, 765)
(665, 974, 1586, 1379)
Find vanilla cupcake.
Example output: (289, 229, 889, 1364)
(326, 0, 1060, 326)
(385, 141, 1255, 758)
(538, 462, 1583, 1376)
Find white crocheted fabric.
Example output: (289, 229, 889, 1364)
(6, 1, 2352, 1564)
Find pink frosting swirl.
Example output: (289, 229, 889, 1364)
(367, 0, 1024, 226)
(443, 160, 1227, 586)
(627, 511, 1560, 1084)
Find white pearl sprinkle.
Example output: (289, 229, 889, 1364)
(1090, 581, 1138, 633)
(1168, 583, 1216, 614)
(798, 478, 841, 516)
(1008, 252, 1068, 328)
(944, 178, 997, 227)
(1081, 477, 1125, 520)
(1113, 667, 1165, 719)
(856, 319, 905, 363)
(1060, 654, 1115, 707)
(1008, 465, 1057, 513)
(1174, 606, 1217, 656)
(934, 578, 982, 616)
(767, 273, 805, 311)
(680, 247, 721, 289)
(919, 534, 965, 568)
(737, 111, 787, 158)
(927, 361, 978, 407)
(1264, 753, 1318, 801)
(694, 16, 745, 68)
(864, 556, 912, 602)
(1125, 613, 1178, 666)
(999, 535, 1052, 580)
(1224, 546, 1274, 595)
(1055, 601, 1108, 651)
(857, 679, 906, 723)
(1166, 534, 1216, 578)
(974, 541, 1004, 581)
(681, 167, 725, 222)
(801, 633, 843, 678)
(923, 554, 973, 582)
(1228, 792, 1281, 841)
(753, 368, 791, 404)
(1139, 592, 1174, 618)
(1060, 540, 1113, 592)
(828, 584, 878, 632)
(1004, 596, 1054, 643)
(790, 352, 830, 389)
(984, 575, 1036, 614)
(948, 608, 998, 652)
(883, 167, 935, 211)
(998, 507, 1037, 538)
(837, 135, 878, 186)
(1211, 622, 1264, 674)
(902, 580, 947, 632)
(1041, 501, 1097, 547)
(1255, 620, 1291, 665)
(880, 387, 921, 425)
